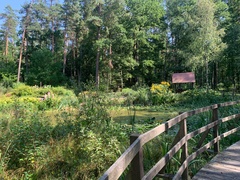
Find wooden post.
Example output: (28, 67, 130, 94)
(212, 107, 219, 153)
(130, 134, 144, 180)
(160, 112, 188, 178)
(180, 118, 189, 180)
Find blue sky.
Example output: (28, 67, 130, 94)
(0, 0, 64, 14)
(0, 0, 27, 27)
(0, 0, 28, 13)
(0, 0, 63, 26)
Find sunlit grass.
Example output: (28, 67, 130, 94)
(1, 84, 239, 179)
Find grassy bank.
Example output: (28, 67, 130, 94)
(0, 83, 239, 179)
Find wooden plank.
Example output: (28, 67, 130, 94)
(218, 100, 240, 107)
(99, 138, 142, 180)
(192, 141, 240, 180)
(174, 127, 240, 179)
(196, 129, 210, 149)
(100, 106, 215, 180)
(180, 119, 189, 180)
(173, 137, 220, 180)
(141, 106, 214, 145)
(143, 137, 187, 180)
(130, 134, 144, 180)
(212, 108, 219, 153)
(100, 101, 240, 180)
(156, 173, 174, 179)
(221, 113, 240, 123)
(141, 102, 236, 146)
(143, 118, 222, 180)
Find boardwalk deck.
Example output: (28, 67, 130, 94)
(192, 141, 240, 180)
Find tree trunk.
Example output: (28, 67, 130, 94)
(212, 62, 218, 89)
(5, 33, 8, 57)
(96, 42, 100, 88)
(74, 32, 79, 78)
(205, 56, 209, 93)
(63, 32, 68, 75)
(78, 44, 83, 86)
(108, 44, 113, 69)
(72, 38, 76, 78)
(51, 0, 55, 54)
(25, 37, 29, 75)
(17, 28, 26, 83)
(108, 44, 113, 90)
(133, 40, 139, 84)
(95, 3, 101, 88)
(120, 70, 123, 89)
(51, 23, 55, 54)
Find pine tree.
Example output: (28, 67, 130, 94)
(0, 5, 18, 58)
(124, 0, 166, 85)
(17, 3, 33, 82)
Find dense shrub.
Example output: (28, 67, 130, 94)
(0, 85, 130, 179)
(1, 83, 239, 179)
(133, 87, 151, 105)
(179, 88, 232, 108)
(150, 82, 177, 105)
(0, 73, 16, 88)
(51, 86, 76, 96)
(121, 87, 152, 106)
(12, 83, 34, 96)
(0, 96, 14, 110)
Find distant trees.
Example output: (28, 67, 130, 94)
(166, 0, 226, 89)
(0, 0, 240, 90)
(0, 5, 17, 79)
(223, 0, 240, 89)
(0, 6, 17, 57)
(187, 0, 226, 90)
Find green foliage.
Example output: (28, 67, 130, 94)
(0, 84, 130, 179)
(12, 83, 34, 96)
(4, 117, 52, 170)
(150, 82, 177, 105)
(0, 82, 240, 179)
(133, 87, 151, 105)
(178, 88, 232, 108)
(0, 0, 238, 93)
(26, 49, 65, 86)
(0, 73, 16, 88)
(0, 0, 240, 177)
(121, 87, 152, 106)
(0, 96, 14, 111)
(38, 98, 60, 110)
(78, 91, 111, 130)
(6, 84, 78, 110)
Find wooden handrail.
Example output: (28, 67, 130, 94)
(99, 100, 240, 180)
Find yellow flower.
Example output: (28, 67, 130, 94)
(161, 81, 170, 87)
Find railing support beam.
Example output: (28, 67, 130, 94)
(130, 134, 144, 180)
(180, 118, 189, 180)
(212, 108, 219, 153)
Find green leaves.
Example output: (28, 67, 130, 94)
(0, 0, 238, 91)
(26, 49, 64, 86)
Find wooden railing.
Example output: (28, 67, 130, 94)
(100, 100, 240, 180)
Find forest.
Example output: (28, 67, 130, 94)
(1, 0, 240, 179)
(0, 0, 239, 90)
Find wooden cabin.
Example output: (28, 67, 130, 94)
(172, 72, 195, 92)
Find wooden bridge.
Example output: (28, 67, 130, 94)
(192, 141, 240, 179)
(100, 100, 240, 180)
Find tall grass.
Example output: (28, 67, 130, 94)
(0, 84, 239, 179)
(0, 84, 130, 179)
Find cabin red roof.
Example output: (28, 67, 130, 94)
(172, 72, 195, 83)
